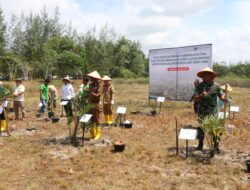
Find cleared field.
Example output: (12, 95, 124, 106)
(0, 79, 249, 190)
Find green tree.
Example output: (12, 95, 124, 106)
(0, 7, 6, 56)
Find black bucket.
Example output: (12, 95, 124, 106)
(48, 111, 55, 119)
(52, 117, 59, 123)
(124, 123, 133, 128)
(246, 160, 250, 172)
(114, 142, 126, 152)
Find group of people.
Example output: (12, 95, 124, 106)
(0, 71, 115, 141)
(191, 67, 228, 153)
(1, 67, 228, 150)
(38, 71, 115, 140)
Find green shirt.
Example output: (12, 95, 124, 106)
(80, 84, 90, 99)
(195, 81, 223, 118)
(40, 84, 49, 100)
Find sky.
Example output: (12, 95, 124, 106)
(1, 0, 250, 63)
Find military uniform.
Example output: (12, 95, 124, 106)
(195, 81, 223, 151)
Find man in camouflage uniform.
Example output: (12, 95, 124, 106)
(194, 67, 227, 152)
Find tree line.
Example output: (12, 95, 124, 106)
(0, 6, 249, 81)
(213, 62, 250, 78)
(0, 7, 148, 80)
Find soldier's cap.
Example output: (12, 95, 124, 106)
(62, 76, 70, 82)
(197, 67, 216, 78)
(15, 78, 22, 82)
(221, 84, 233, 92)
(87, 71, 101, 80)
(102, 75, 112, 81)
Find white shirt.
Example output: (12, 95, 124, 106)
(13, 84, 25, 101)
(62, 83, 74, 100)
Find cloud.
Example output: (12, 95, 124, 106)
(0, 0, 250, 62)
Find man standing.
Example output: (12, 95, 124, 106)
(39, 78, 50, 113)
(194, 67, 227, 153)
(102, 75, 115, 125)
(87, 71, 102, 140)
(13, 78, 26, 120)
(61, 76, 74, 117)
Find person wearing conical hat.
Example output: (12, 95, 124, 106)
(194, 67, 227, 153)
(102, 75, 115, 125)
(86, 71, 102, 140)
(61, 76, 74, 117)
(13, 78, 26, 120)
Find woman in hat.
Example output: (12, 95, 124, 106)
(102, 75, 115, 125)
(39, 78, 50, 113)
(86, 71, 102, 140)
(194, 67, 227, 153)
(61, 76, 74, 117)
(13, 78, 26, 120)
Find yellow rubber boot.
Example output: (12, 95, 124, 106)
(94, 127, 101, 140)
(104, 115, 109, 124)
(0, 120, 7, 131)
(108, 115, 113, 125)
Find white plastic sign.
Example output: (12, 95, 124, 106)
(117, 106, 127, 114)
(2, 101, 8, 107)
(157, 97, 165, 103)
(230, 106, 239, 112)
(179, 128, 197, 140)
(218, 112, 229, 119)
(60, 101, 68, 106)
(80, 114, 92, 123)
(0, 106, 3, 114)
(66, 95, 72, 100)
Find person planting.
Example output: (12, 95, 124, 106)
(194, 67, 227, 153)
(86, 71, 102, 140)
(39, 78, 50, 113)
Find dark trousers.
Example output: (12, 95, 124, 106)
(62, 100, 73, 117)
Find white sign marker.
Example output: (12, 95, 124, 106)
(157, 97, 165, 103)
(117, 106, 127, 114)
(179, 128, 198, 140)
(230, 106, 240, 112)
(80, 114, 92, 123)
(60, 101, 68, 106)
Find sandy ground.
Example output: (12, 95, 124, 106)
(0, 80, 249, 190)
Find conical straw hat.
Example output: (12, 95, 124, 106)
(87, 71, 101, 80)
(102, 75, 112, 81)
(221, 84, 233, 92)
(197, 67, 216, 78)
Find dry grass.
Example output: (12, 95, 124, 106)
(0, 79, 249, 190)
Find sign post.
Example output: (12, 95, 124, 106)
(79, 114, 92, 146)
(149, 44, 212, 101)
(179, 128, 198, 158)
(116, 106, 127, 126)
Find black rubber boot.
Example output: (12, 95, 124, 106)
(214, 141, 221, 154)
(196, 127, 204, 150)
(195, 140, 203, 150)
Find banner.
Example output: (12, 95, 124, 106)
(149, 44, 212, 101)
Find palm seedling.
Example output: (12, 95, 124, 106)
(200, 114, 225, 157)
